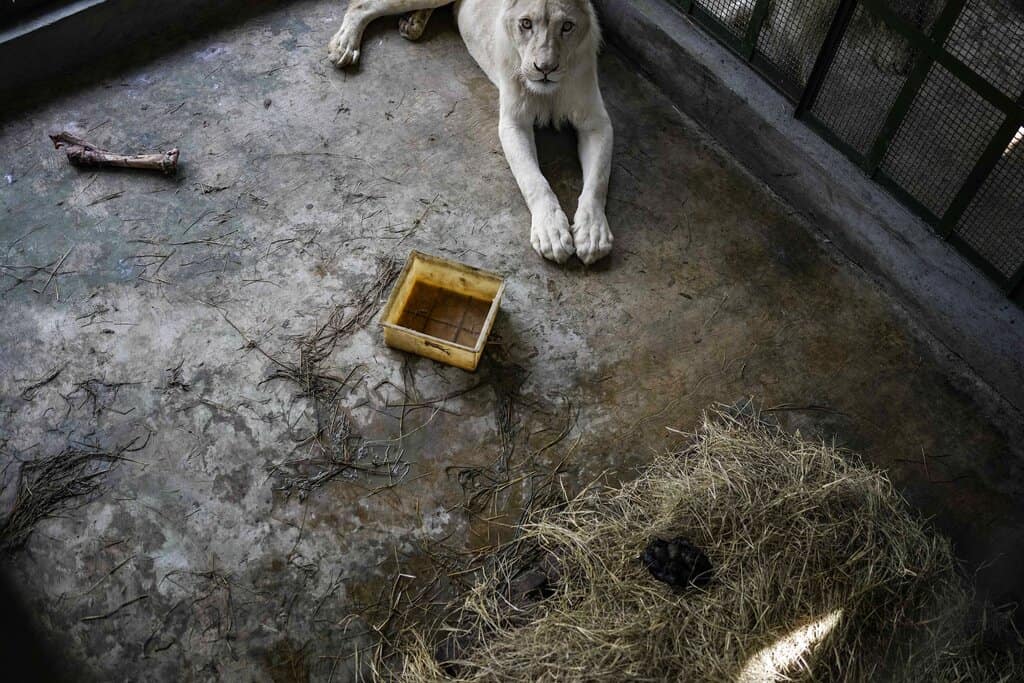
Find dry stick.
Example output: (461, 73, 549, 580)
(50, 132, 179, 175)
(0, 434, 148, 553)
(18, 363, 67, 401)
(142, 600, 183, 657)
(34, 246, 73, 297)
(81, 594, 149, 622)
(79, 554, 137, 597)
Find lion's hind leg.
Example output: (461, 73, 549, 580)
(328, 0, 451, 68)
(399, 9, 434, 41)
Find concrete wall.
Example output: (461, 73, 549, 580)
(0, 0, 279, 104)
(594, 0, 1024, 416)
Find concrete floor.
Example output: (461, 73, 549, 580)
(1, 1, 1023, 680)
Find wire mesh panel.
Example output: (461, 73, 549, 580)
(693, 0, 756, 38)
(944, 0, 1024, 99)
(755, 0, 841, 89)
(954, 129, 1024, 278)
(809, 4, 915, 156)
(879, 63, 1006, 218)
(678, 0, 1024, 297)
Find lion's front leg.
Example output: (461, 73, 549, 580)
(328, 1, 372, 67)
(498, 115, 575, 264)
(573, 109, 614, 265)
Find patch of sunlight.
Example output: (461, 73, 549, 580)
(1006, 126, 1024, 157)
(735, 609, 843, 683)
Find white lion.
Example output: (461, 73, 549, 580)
(328, 0, 614, 265)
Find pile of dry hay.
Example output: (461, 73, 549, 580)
(386, 410, 1020, 682)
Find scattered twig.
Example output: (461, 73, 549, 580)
(62, 378, 140, 417)
(34, 246, 73, 297)
(87, 191, 124, 207)
(248, 257, 405, 496)
(81, 594, 150, 622)
(0, 434, 148, 553)
(18, 363, 67, 401)
(79, 554, 136, 597)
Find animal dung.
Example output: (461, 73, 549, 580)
(641, 537, 713, 588)
(380, 250, 505, 371)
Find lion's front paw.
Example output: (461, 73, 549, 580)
(327, 23, 362, 68)
(572, 204, 613, 265)
(530, 206, 575, 264)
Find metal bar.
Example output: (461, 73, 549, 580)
(862, 0, 967, 175)
(802, 113, 870, 166)
(863, 58, 934, 174)
(667, 0, 695, 13)
(794, 0, 859, 119)
(741, 0, 774, 59)
(673, 8, 821, 102)
(875, 171, 942, 227)
(938, 95, 1024, 238)
(750, 52, 803, 101)
(690, 4, 747, 53)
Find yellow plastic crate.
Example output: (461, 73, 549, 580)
(380, 251, 505, 371)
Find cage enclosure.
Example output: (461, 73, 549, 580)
(674, 0, 1024, 302)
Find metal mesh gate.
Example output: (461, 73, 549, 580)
(671, 0, 1024, 302)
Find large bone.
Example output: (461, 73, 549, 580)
(49, 132, 179, 175)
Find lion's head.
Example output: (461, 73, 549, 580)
(501, 0, 600, 95)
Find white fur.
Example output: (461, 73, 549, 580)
(328, 0, 614, 264)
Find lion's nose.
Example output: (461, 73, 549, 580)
(534, 62, 559, 75)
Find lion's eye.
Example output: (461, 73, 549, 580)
(562, 21, 575, 33)
(519, 18, 532, 30)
